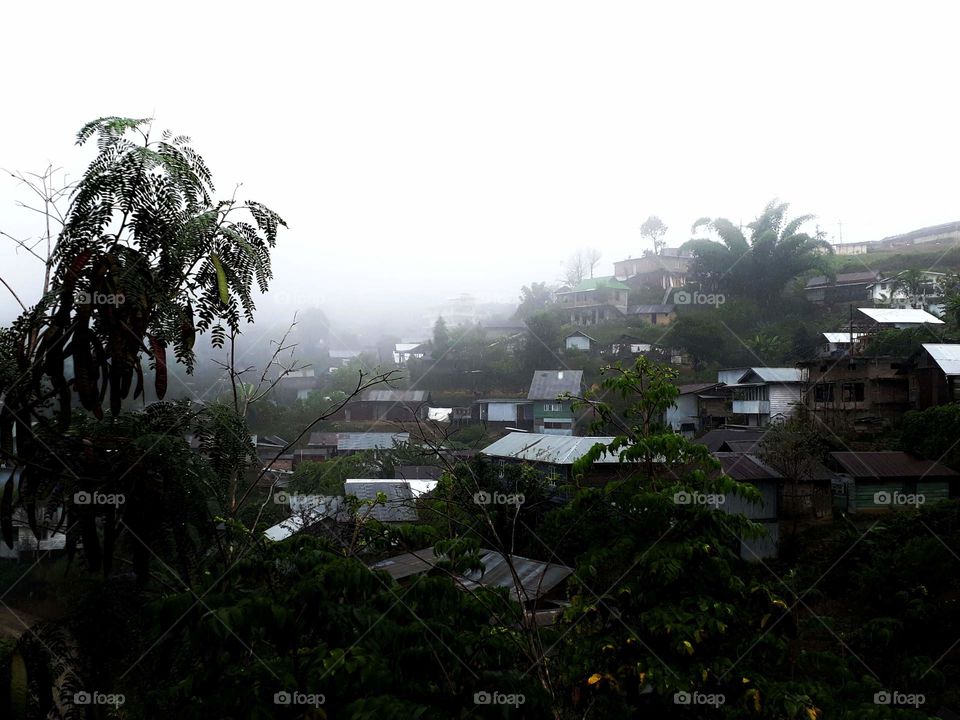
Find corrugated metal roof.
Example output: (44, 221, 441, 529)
(629, 304, 676, 314)
(559, 276, 630, 292)
(337, 432, 410, 451)
(806, 271, 878, 288)
(749, 367, 807, 383)
(565, 331, 597, 342)
(361, 389, 429, 402)
(344, 479, 437, 522)
(694, 428, 768, 453)
(857, 307, 944, 325)
(308, 431, 339, 447)
(370, 546, 573, 602)
(676, 382, 721, 395)
(527, 370, 583, 400)
(480, 432, 621, 464)
(823, 332, 866, 343)
(714, 453, 783, 481)
(830, 452, 959, 479)
(922, 344, 960, 376)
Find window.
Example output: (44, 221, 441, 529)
(543, 420, 571, 429)
(543, 403, 563, 412)
(841, 382, 865, 402)
(814, 383, 834, 402)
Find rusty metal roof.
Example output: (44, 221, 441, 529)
(370, 546, 573, 602)
(830, 452, 959, 479)
(714, 453, 783, 481)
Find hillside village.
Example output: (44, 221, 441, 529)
(188, 213, 960, 566)
(6, 121, 960, 717)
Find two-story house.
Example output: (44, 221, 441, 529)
(527, 370, 584, 435)
(613, 248, 691, 290)
(718, 367, 807, 427)
(553, 278, 629, 325)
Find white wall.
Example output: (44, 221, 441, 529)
(565, 335, 591, 351)
(488, 402, 518, 422)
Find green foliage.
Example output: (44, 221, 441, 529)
(685, 199, 832, 306)
(901, 403, 960, 470)
(864, 327, 941, 357)
(516, 281, 551, 319)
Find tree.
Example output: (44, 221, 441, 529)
(432, 315, 450, 359)
(0, 116, 286, 577)
(686, 200, 832, 304)
(640, 215, 668, 255)
(565, 248, 602, 286)
(515, 281, 551, 319)
(541, 358, 820, 718)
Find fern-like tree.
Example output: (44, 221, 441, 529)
(0, 117, 286, 573)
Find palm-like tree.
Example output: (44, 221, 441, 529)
(685, 200, 832, 301)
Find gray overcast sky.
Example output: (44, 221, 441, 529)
(3, 1, 960, 329)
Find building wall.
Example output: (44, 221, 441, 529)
(565, 335, 592, 351)
(769, 384, 802, 421)
(666, 395, 699, 434)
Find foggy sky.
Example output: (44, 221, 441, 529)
(3, 1, 960, 332)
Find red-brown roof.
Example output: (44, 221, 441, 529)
(830, 452, 959, 479)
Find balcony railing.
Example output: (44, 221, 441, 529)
(732, 400, 770, 415)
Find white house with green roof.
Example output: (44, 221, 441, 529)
(553, 276, 630, 325)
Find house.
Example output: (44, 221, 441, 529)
(820, 332, 866, 357)
(665, 383, 729, 436)
(480, 432, 628, 484)
(828, 451, 959, 512)
(306, 431, 410, 457)
(628, 304, 676, 326)
(553, 277, 630, 325)
(344, 478, 437, 522)
(277, 367, 319, 401)
(394, 465, 443, 481)
(804, 271, 880, 304)
(393, 342, 428, 366)
(867, 270, 947, 310)
(718, 367, 807, 427)
(910, 343, 960, 408)
(800, 355, 911, 433)
(693, 427, 768, 453)
(474, 398, 535, 430)
(613, 248, 691, 288)
(370, 546, 573, 625)
(527, 370, 584, 435)
(479, 319, 529, 341)
(712, 453, 781, 561)
(341, 389, 431, 422)
(857, 306, 944, 329)
(830, 241, 872, 255)
(564, 331, 596, 352)
(263, 495, 344, 542)
(328, 349, 362, 367)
